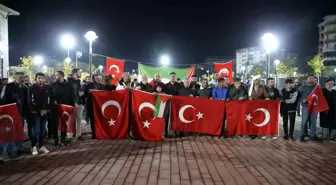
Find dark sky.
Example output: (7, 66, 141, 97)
(2, 0, 336, 69)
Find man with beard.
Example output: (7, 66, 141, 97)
(149, 73, 165, 90)
(209, 72, 219, 88)
(198, 78, 212, 99)
(229, 77, 248, 100)
(0, 72, 28, 159)
(104, 75, 117, 91)
(85, 74, 105, 139)
(249, 79, 270, 100)
(27, 73, 50, 155)
(190, 75, 201, 91)
(265, 78, 281, 100)
(320, 79, 336, 139)
(298, 75, 320, 142)
(67, 69, 85, 141)
(50, 71, 75, 146)
(179, 78, 198, 97)
(138, 74, 153, 92)
(165, 72, 181, 96)
(117, 73, 132, 90)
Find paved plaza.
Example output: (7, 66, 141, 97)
(1, 117, 336, 185)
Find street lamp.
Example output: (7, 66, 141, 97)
(132, 69, 135, 74)
(85, 31, 98, 77)
(241, 66, 246, 82)
(98, 65, 103, 73)
(65, 57, 71, 63)
(61, 34, 75, 59)
(34, 56, 43, 71)
(75, 51, 82, 68)
(160, 55, 170, 65)
(274, 60, 280, 88)
(42, 65, 47, 73)
(261, 33, 279, 79)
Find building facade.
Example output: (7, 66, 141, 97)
(318, 15, 336, 66)
(236, 47, 267, 74)
(0, 4, 19, 78)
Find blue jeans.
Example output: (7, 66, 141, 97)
(300, 105, 317, 137)
(30, 113, 47, 148)
(2, 117, 24, 156)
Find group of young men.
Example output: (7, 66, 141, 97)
(0, 69, 335, 162)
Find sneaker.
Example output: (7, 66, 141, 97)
(289, 136, 295, 141)
(39, 146, 50, 154)
(283, 136, 289, 140)
(31, 147, 38, 155)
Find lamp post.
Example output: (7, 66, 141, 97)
(85, 31, 98, 77)
(160, 55, 170, 66)
(61, 34, 75, 60)
(75, 51, 82, 68)
(261, 33, 279, 79)
(334, 68, 336, 83)
(274, 60, 280, 88)
(98, 65, 103, 74)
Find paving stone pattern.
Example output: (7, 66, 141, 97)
(1, 117, 336, 185)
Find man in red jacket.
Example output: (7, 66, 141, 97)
(149, 73, 165, 90)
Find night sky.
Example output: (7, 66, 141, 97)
(2, 0, 335, 71)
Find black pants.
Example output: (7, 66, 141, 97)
(47, 112, 53, 138)
(51, 105, 65, 143)
(283, 111, 296, 137)
(87, 104, 96, 139)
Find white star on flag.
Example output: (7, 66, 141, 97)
(196, 112, 203, 120)
(5, 126, 11, 132)
(143, 120, 151, 128)
(108, 118, 116, 126)
(245, 114, 253, 121)
(112, 74, 115, 78)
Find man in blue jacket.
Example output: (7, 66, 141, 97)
(212, 78, 230, 138)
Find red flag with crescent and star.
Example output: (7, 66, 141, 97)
(92, 89, 129, 139)
(307, 85, 329, 115)
(105, 58, 125, 85)
(57, 104, 76, 137)
(214, 61, 233, 83)
(131, 90, 166, 141)
(170, 96, 225, 135)
(225, 100, 280, 136)
(0, 103, 25, 143)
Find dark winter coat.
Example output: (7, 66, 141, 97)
(320, 88, 336, 129)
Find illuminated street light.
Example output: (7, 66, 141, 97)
(65, 57, 71, 63)
(273, 60, 281, 88)
(160, 55, 170, 65)
(85, 31, 98, 77)
(34, 56, 43, 65)
(261, 33, 279, 79)
(274, 60, 280, 65)
(42, 65, 47, 73)
(61, 34, 75, 58)
(98, 65, 103, 73)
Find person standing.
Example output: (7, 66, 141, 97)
(104, 75, 117, 91)
(27, 73, 50, 155)
(117, 73, 132, 90)
(320, 79, 336, 139)
(67, 69, 85, 141)
(84, 74, 105, 139)
(138, 74, 153, 92)
(298, 75, 320, 142)
(212, 78, 230, 138)
(249, 79, 270, 100)
(229, 77, 248, 100)
(265, 78, 281, 100)
(209, 72, 219, 88)
(281, 79, 299, 140)
(198, 78, 212, 99)
(190, 75, 201, 91)
(165, 72, 181, 96)
(294, 79, 302, 116)
(149, 73, 165, 90)
(50, 71, 75, 146)
(179, 78, 198, 97)
(0, 72, 28, 158)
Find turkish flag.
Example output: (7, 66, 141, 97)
(0, 103, 25, 143)
(170, 96, 225, 135)
(214, 61, 233, 83)
(132, 90, 165, 141)
(226, 100, 280, 136)
(57, 104, 76, 137)
(307, 85, 329, 114)
(92, 89, 129, 139)
(105, 58, 125, 85)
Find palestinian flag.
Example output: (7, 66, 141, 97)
(153, 94, 171, 118)
(138, 63, 195, 83)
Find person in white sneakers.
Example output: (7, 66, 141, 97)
(27, 73, 50, 155)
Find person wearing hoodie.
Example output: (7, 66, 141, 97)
(198, 78, 212, 98)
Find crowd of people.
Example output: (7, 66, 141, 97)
(0, 69, 335, 162)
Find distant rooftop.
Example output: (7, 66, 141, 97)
(0, 4, 20, 16)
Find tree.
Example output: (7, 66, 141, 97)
(87, 64, 97, 74)
(276, 63, 287, 75)
(8, 68, 17, 78)
(81, 72, 90, 81)
(20, 56, 34, 79)
(251, 66, 263, 77)
(308, 54, 323, 77)
(63, 61, 73, 76)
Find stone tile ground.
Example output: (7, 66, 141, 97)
(1, 117, 336, 185)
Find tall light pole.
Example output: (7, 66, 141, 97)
(98, 65, 103, 74)
(261, 33, 279, 79)
(75, 51, 82, 68)
(85, 31, 98, 77)
(61, 34, 75, 62)
(274, 60, 280, 88)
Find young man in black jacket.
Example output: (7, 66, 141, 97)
(1, 72, 28, 158)
(84, 74, 105, 139)
(50, 71, 75, 146)
(67, 68, 85, 140)
(165, 72, 181, 95)
(198, 78, 212, 98)
(265, 78, 281, 100)
(281, 79, 299, 140)
(27, 73, 50, 155)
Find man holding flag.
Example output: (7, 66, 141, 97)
(299, 75, 328, 142)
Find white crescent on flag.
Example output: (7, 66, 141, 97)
(62, 111, 71, 126)
(138, 102, 155, 118)
(0, 114, 14, 132)
(252, 108, 270, 127)
(178, 105, 195, 124)
(109, 65, 120, 74)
